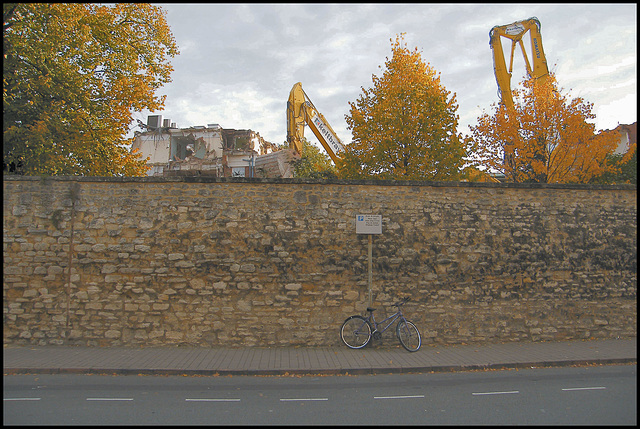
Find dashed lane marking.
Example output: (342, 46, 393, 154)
(185, 398, 241, 402)
(472, 391, 520, 396)
(374, 395, 425, 399)
(86, 398, 134, 401)
(280, 398, 328, 401)
(4, 398, 41, 401)
(562, 387, 606, 391)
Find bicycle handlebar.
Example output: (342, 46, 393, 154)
(393, 297, 411, 307)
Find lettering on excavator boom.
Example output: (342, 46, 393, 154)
(310, 112, 343, 158)
(533, 38, 541, 59)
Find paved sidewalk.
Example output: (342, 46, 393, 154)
(3, 338, 636, 377)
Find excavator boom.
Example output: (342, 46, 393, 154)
(287, 82, 345, 164)
(489, 16, 549, 110)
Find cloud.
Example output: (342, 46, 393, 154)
(132, 3, 636, 146)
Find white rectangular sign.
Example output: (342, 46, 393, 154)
(356, 214, 382, 234)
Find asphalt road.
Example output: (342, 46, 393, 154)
(4, 365, 636, 425)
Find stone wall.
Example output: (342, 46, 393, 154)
(3, 176, 636, 347)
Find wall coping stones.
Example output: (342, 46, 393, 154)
(3, 175, 636, 191)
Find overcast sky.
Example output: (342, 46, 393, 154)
(132, 3, 637, 149)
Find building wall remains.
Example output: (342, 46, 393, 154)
(131, 117, 282, 178)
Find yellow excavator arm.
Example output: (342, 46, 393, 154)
(489, 17, 549, 110)
(287, 82, 345, 164)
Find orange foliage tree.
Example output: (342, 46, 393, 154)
(469, 73, 621, 183)
(338, 34, 467, 180)
(3, 3, 179, 176)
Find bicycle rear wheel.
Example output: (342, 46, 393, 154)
(396, 320, 421, 352)
(340, 315, 372, 349)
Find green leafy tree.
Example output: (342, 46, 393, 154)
(290, 138, 337, 179)
(3, 3, 179, 176)
(339, 34, 467, 180)
(591, 148, 637, 184)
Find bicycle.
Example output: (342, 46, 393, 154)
(340, 297, 421, 352)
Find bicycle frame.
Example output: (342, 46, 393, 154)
(367, 308, 405, 334)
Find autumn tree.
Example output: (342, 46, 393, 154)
(338, 34, 467, 180)
(290, 138, 337, 179)
(469, 73, 621, 183)
(3, 3, 179, 176)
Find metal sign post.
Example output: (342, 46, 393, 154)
(356, 215, 382, 307)
(368, 234, 372, 306)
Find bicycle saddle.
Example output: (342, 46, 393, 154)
(366, 307, 376, 312)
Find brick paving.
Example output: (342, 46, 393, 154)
(3, 338, 636, 376)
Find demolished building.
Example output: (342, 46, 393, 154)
(131, 115, 298, 178)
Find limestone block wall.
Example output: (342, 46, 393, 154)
(3, 176, 636, 347)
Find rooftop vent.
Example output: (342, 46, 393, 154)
(147, 115, 162, 129)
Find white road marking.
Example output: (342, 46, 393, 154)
(374, 395, 425, 399)
(472, 390, 520, 396)
(4, 398, 41, 401)
(562, 387, 606, 391)
(280, 398, 328, 401)
(185, 398, 241, 402)
(86, 398, 133, 401)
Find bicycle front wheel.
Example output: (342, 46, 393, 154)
(340, 315, 372, 349)
(396, 320, 421, 352)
